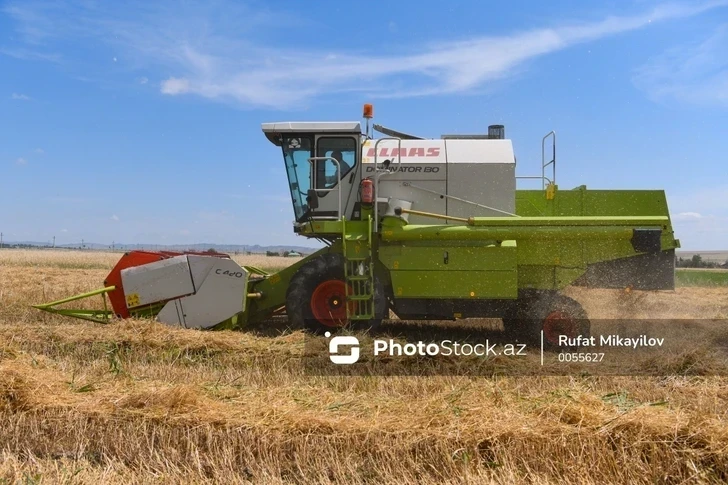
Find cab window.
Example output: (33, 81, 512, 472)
(315, 137, 357, 192)
(282, 136, 313, 222)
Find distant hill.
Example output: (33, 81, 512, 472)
(676, 250, 728, 264)
(1, 241, 321, 255)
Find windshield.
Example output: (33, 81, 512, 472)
(282, 136, 312, 222)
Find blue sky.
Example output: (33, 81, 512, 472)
(1, 0, 727, 250)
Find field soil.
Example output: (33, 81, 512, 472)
(1, 250, 728, 483)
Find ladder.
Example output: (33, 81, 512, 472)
(342, 216, 375, 321)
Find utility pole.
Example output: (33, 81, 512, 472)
(52, 236, 55, 248)
(81, 238, 84, 250)
(0, 232, 3, 248)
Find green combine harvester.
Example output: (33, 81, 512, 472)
(36, 105, 679, 347)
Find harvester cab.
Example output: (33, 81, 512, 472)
(36, 104, 680, 350)
(262, 122, 363, 226)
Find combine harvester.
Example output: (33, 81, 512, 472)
(36, 105, 679, 347)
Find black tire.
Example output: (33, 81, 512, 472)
(285, 253, 387, 334)
(503, 291, 590, 350)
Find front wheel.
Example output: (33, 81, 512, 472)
(286, 253, 387, 334)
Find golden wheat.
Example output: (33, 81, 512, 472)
(1, 251, 728, 483)
(0, 248, 296, 272)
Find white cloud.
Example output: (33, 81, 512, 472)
(48, 196, 86, 203)
(34, 147, 44, 154)
(672, 214, 728, 249)
(61, 228, 68, 232)
(668, 186, 728, 249)
(138, 76, 148, 84)
(196, 210, 234, 222)
(111, 214, 119, 221)
(161, 77, 190, 95)
(0, 47, 61, 62)
(153, 2, 728, 107)
(224, 193, 290, 203)
(4, 1, 727, 108)
(634, 25, 728, 107)
(675, 211, 703, 220)
(15, 157, 26, 165)
(11, 93, 30, 100)
(669, 186, 728, 215)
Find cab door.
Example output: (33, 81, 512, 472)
(311, 135, 359, 220)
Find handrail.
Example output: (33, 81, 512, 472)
(516, 175, 553, 184)
(372, 137, 402, 232)
(307, 156, 342, 219)
(515, 131, 556, 190)
(541, 131, 556, 190)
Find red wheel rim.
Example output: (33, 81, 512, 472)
(310, 280, 353, 327)
(543, 310, 579, 346)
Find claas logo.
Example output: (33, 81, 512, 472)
(365, 147, 441, 157)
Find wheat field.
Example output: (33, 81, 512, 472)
(1, 250, 728, 483)
(0, 249, 295, 272)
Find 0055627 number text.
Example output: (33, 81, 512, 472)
(558, 352, 605, 363)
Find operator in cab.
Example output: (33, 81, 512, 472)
(324, 150, 351, 187)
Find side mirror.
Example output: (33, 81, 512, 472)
(306, 189, 319, 209)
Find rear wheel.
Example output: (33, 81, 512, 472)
(286, 253, 387, 334)
(503, 291, 589, 350)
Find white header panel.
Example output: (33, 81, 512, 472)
(445, 139, 515, 164)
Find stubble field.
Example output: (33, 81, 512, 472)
(1, 249, 728, 484)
